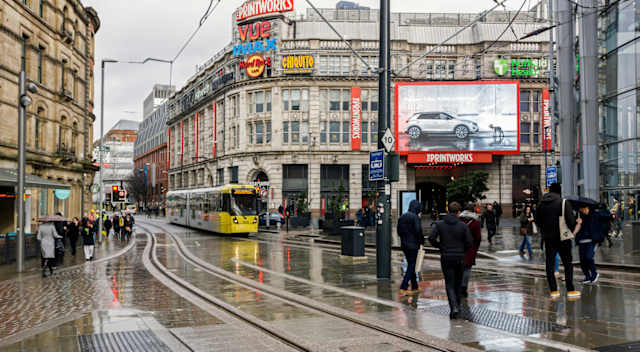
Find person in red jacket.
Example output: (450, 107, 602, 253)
(460, 204, 482, 298)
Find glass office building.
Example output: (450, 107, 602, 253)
(599, 0, 640, 218)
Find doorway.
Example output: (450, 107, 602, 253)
(417, 182, 447, 215)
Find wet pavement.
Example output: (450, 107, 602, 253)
(1, 216, 638, 351)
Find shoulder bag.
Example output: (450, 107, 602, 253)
(559, 199, 574, 241)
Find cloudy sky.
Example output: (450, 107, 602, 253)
(83, 0, 525, 139)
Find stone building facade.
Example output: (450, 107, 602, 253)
(167, 5, 552, 224)
(0, 0, 99, 225)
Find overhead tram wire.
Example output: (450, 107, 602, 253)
(173, 0, 222, 63)
(478, 0, 528, 55)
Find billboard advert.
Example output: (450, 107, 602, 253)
(395, 81, 520, 160)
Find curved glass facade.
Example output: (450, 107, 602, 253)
(599, 0, 640, 216)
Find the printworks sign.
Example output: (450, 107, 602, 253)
(282, 55, 314, 74)
(236, 0, 294, 22)
(233, 20, 278, 57)
(494, 58, 547, 78)
(239, 54, 272, 78)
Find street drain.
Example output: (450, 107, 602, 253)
(595, 341, 640, 352)
(77, 330, 171, 351)
(420, 304, 568, 336)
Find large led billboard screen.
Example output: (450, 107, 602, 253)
(395, 81, 520, 156)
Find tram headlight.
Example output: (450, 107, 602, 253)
(233, 217, 238, 224)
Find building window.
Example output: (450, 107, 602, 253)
(283, 121, 289, 143)
(283, 164, 308, 206)
(291, 121, 300, 143)
(37, 48, 43, 84)
(330, 121, 340, 143)
(256, 121, 264, 144)
(40, 188, 47, 216)
(362, 121, 368, 143)
(320, 121, 327, 143)
(520, 122, 530, 144)
(360, 89, 378, 111)
(249, 89, 271, 113)
(371, 122, 378, 144)
(266, 121, 271, 143)
(229, 167, 239, 184)
(282, 88, 309, 111)
(319, 55, 350, 75)
(248, 123, 253, 144)
(342, 121, 349, 143)
(21, 36, 28, 73)
(533, 122, 540, 145)
(217, 168, 224, 185)
(532, 91, 540, 113)
(301, 121, 309, 143)
(520, 91, 531, 112)
(39, 0, 44, 17)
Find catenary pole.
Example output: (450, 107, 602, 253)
(556, 0, 576, 196)
(579, 0, 600, 200)
(548, 0, 557, 165)
(376, 0, 391, 280)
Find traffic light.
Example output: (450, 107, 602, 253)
(112, 185, 120, 202)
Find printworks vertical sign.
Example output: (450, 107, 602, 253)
(351, 87, 361, 150)
(542, 89, 552, 151)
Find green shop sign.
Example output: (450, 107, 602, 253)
(494, 58, 547, 78)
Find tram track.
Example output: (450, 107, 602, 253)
(139, 221, 477, 352)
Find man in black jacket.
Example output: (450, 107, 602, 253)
(535, 182, 580, 299)
(429, 202, 473, 319)
(397, 200, 424, 294)
(482, 204, 498, 244)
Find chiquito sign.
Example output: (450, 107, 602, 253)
(236, 0, 294, 22)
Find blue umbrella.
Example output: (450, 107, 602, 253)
(565, 195, 599, 207)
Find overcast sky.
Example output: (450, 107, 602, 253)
(84, 0, 526, 140)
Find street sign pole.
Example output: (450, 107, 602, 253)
(376, 0, 391, 280)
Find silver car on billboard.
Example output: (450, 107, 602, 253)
(404, 111, 479, 139)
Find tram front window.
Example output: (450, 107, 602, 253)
(230, 194, 257, 216)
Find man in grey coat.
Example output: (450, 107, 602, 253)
(37, 221, 62, 277)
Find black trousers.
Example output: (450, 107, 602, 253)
(400, 248, 419, 290)
(441, 257, 465, 312)
(487, 226, 497, 242)
(544, 239, 575, 292)
(69, 236, 78, 256)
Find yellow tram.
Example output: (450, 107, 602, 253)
(166, 184, 258, 235)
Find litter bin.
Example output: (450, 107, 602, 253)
(624, 221, 640, 254)
(340, 226, 365, 257)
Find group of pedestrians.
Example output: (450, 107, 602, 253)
(36, 210, 135, 277)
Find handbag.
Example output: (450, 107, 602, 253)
(532, 222, 538, 235)
(520, 227, 527, 236)
(559, 199, 574, 241)
(415, 245, 425, 279)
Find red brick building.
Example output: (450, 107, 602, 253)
(134, 102, 169, 208)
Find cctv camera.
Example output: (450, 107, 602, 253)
(19, 95, 32, 107)
(27, 82, 39, 94)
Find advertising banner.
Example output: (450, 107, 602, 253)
(351, 87, 362, 150)
(395, 81, 520, 157)
(542, 89, 552, 151)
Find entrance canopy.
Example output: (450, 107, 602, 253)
(0, 168, 70, 189)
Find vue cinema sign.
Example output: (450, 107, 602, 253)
(233, 20, 278, 57)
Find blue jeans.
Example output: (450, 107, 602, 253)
(400, 248, 419, 290)
(520, 235, 532, 255)
(579, 242, 597, 280)
(554, 253, 560, 272)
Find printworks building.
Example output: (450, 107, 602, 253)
(167, 1, 552, 222)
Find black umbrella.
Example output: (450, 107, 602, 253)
(565, 195, 599, 208)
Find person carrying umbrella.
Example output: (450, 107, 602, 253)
(572, 198, 611, 284)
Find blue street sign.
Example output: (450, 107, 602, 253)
(546, 166, 557, 187)
(369, 150, 384, 181)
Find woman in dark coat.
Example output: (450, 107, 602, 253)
(66, 217, 80, 256)
(519, 206, 534, 258)
(460, 204, 482, 297)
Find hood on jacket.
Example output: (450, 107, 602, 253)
(541, 192, 561, 203)
(408, 200, 422, 214)
(443, 213, 460, 225)
(460, 210, 479, 221)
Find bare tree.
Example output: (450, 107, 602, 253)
(125, 172, 151, 209)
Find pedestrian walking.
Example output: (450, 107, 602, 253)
(37, 220, 62, 277)
(104, 216, 112, 239)
(397, 200, 424, 295)
(81, 216, 96, 261)
(575, 204, 610, 284)
(493, 201, 503, 229)
(356, 207, 364, 227)
(52, 213, 67, 266)
(123, 213, 134, 242)
(482, 204, 498, 244)
(428, 202, 473, 319)
(519, 206, 534, 258)
(460, 204, 482, 298)
(535, 182, 580, 299)
(67, 217, 80, 256)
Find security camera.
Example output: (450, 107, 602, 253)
(27, 82, 39, 94)
(19, 95, 32, 107)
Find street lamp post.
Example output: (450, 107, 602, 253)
(17, 71, 39, 273)
(99, 59, 118, 245)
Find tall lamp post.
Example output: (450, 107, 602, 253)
(17, 71, 39, 273)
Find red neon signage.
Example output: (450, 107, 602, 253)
(351, 87, 361, 151)
(542, 89, 552, 151)
(238, 21, 271, 41)
(235, 0, 294, 22)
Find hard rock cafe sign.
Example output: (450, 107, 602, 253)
(239, 54, 272, 78)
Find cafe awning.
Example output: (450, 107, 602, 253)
(0, 168, 70, 189)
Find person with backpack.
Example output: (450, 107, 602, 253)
(575, 204, 611, 284)
(535, 183, 580, 299)
(397, 200, 424, 295)
(428, 202, 473, 319)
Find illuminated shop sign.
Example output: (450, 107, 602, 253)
(239, 54, 272, 78)
(236, 0, 294, 22)
(494, 58, 548, 78)
(408, 153, 493, 164)
(233, 20, 278, 57)
(282, 55, 314, 74)
(351, 87, 361, 150)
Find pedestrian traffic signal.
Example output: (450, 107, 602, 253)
(112, 185, 120, 202)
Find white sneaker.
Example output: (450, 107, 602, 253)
(591, 273, 600, 284)
(567, 291, 581, 299)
